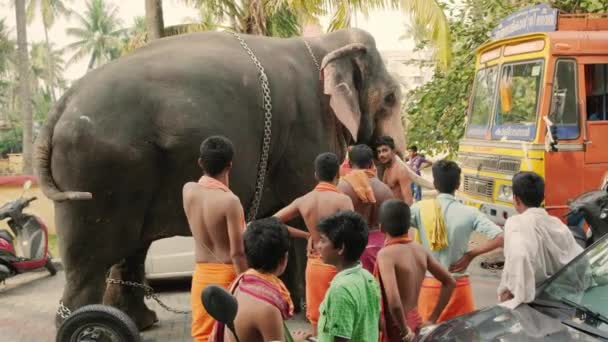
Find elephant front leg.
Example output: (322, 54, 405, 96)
(55, 263, 109, 328)
(103, 245, 158, 331)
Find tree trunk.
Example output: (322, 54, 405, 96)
(43, 25, 56, 102)
(15, 0, 33, 175)
(145, 0, 164, 40)
(87, 52, 97, 71)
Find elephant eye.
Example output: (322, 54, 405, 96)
(384, 93, 396, 106)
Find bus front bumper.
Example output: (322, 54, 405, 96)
(455, 194, 516, 227)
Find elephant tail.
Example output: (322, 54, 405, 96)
(34, 86, 93, 202)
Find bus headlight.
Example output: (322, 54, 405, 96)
(497, 185, 513, 202)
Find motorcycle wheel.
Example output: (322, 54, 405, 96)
(45, 254, 57, 276)
(56, 304, 141, 342)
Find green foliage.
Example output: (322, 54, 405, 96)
(0, 126, 23, 157)
(405, 0, 607, 158)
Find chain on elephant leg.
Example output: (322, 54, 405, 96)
(103, 258, 159, 331)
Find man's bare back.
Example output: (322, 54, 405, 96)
(339, 177, 393, 229)
(274, 190, 353, 247)
(228, 291, 284, 341)
(183, 182, 246, 271)
(377, 243, 428, 310)
(377, 242, 455, 324)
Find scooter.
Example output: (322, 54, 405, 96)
(0, 180, 56, 282)
(566, 187, 608, 249)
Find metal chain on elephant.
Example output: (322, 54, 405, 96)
(229, 31, 273, 222)
(303, 40, 321, 72)
(105, 278, 190, 314)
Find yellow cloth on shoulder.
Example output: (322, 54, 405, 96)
(415, 199, 448, 251)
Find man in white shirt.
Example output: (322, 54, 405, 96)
(498, 171, 583, 309)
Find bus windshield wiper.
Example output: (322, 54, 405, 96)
(559, 297, 608, 326)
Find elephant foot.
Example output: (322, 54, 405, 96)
(103, 261, 158, 331)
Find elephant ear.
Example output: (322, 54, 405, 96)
(321, 43, 368, 142)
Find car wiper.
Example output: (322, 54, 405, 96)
(559, 297, 608, 326)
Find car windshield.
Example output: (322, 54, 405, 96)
(536, 236, 608, 334)
(465, 66, 498, 138)
(492, 60, 544, 140)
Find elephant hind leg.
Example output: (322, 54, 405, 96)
(103, 243, 158, 331)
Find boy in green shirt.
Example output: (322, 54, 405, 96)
(297, 210, 381, 342)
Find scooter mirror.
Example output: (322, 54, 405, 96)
(23, 180, 32, 191)
(202, 285, 239, 341)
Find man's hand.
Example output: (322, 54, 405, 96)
(449, 251, 473, 273)
(307, 236, 315, 255)
(499, 290, 514, 302)
(420, 321, 434, 328)
(400, 326, 415, 342)
(293, 330, 314, 342)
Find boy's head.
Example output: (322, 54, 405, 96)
(317, 211, 368, 266)
(432, 159, 461, 194)
(512, 171, 545, 213)
(349, 144, 375, 169)
(244, 217, 290, 275)
(375, 136, 396, 165)
(407, 145, 418, 159)
(198, 136, 234, 176)
(379, 199, 411, 237)
(315, 152, 340, 183)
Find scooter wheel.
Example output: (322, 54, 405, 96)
(55, 304, 141, 342)
(45, 258, 57, 276)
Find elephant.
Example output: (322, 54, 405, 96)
(34, 28, 406, 330)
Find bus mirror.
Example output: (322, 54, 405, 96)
(551, 89, 567, 119)
(543, 116, 559, 152)
(499, 77, 513, 113)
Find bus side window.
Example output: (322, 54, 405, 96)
(585, 64, 608, 121)
(550, 59, 579, 139)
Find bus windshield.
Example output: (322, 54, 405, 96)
(465, 66, 498, 138)
(492, 60, 544, 140)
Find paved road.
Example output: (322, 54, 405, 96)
(0, 255, 503, 342)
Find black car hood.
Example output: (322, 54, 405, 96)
(418, 304, 603, 341)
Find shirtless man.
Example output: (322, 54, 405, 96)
(273, 152, 353, 334)
(376, 199, 455, 341)
(338, 144, 394, 273)
(182, 136, 248, 342)
(376, 136, 414, 205)
(210, 218, 295, 342)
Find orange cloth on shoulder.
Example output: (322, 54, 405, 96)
(342, 169, 377, 203)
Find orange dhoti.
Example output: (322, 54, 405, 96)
(418, 276, 474, 323)
(305, 254, 337, 331)
(191, 263, 237, 342)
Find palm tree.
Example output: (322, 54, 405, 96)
(182, 1, 451, 68)
(145, 0, 164, 40)
(30, 41, 65, 93)
(15, 0, 33, 174)
(26, 0, 72, 101)
(64, 0, 124, 71)
(0, 18, 15, 129)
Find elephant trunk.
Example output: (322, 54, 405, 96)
(34, 86, 93, 201)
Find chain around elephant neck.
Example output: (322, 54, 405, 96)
(303, 40, 320, 72)
(230, 31, 273, 222)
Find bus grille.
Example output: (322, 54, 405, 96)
(463, 176, 494, 198)
(458, 153, 521, 174)
(497, 159, 521, 174)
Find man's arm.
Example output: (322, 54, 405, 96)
(397, 169, 413, 205)
(449, 212, 505, 273)
(377, 252, 409, 338)
(449, 234, 504, 273)
(273, 199, 309, 240)
(226, 197, 248, 274)
(258, 304, 285, 341)
(426, 253, 457, 323)
(395, 156, 434, 189)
